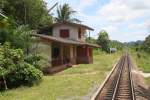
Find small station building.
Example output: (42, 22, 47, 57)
(33, 22, 99, 73)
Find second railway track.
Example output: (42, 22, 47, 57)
(92, 53, 136, 100)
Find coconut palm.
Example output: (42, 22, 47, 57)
(55, 3, 77, 22)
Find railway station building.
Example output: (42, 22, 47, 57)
(33, 22, 99, 73)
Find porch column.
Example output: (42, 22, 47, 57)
(91, 48, 93, 63)
(60, 44, 63, 64)
(74, 46, 77, 64)
(87, 46, 90, 63)
(70, 45, 74, 64)
(48, 42, 52, 67)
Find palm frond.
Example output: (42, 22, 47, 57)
(55, 3, 78, 23)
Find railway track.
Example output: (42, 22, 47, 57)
(92, 53, 136, 100)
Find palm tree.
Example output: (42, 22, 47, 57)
(55, 3, 78, 23)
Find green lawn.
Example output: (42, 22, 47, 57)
(0, 51, 121, 100)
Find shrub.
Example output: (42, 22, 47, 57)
(6, 62, 43, 87)
(25, 54, 43, 70)
(0, 43, 43, 90)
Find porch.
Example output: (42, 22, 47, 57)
(51, 43, 93, 66)
(77, 45, 93, 64)
(43, 43, 93, 74)
(51, 42, 77, 67)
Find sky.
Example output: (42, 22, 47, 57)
(44, 0, 150, 42)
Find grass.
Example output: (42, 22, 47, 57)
(130, 49, 150, 73)
(145, 77, 150, 85)
(130, 49, 150, 86)
(0, 50, 121, 100)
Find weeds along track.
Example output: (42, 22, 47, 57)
(93, 53, 136, 100)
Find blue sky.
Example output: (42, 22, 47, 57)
(44, 0, 150, 42)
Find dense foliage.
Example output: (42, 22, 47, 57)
(0, 22, 34, 55)
(11, 25, 33, 54)
(25, 54, 43, 70)
(1, 0, 52, 28)
(97, 30, 124, 53)
(130, 35, 150, 53)
(97, 30, 110, 52)
(142, 35, 150, 52)
(109, 40, 124, 50)
(0, 5, 44, 90)
(0, 43, 43, 90)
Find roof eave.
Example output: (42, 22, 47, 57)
(32, 34, 99, 48)
(52, 22, 94, 31)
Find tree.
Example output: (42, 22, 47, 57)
(97, 30, 110, 52)
(86, 37, 97, 44)
(143, 35, 150, 53)
(11, 25, 32, 55)
(109, 40, 124, 50)
(55, 3, 77, 22)
(0, 15, 16, 44)
(1, 0, 52, 28)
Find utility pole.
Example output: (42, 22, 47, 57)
(24, 0, 27, 25)
(48, 2, 58, 13)
(89, 30, 91, 42)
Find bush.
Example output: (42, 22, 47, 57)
(0, 43, 43, 90)
(25, 54, 43, 70)
(6, 62, 43, 87)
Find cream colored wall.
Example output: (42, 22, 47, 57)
(37, 42, 52, 67)
(53, 24, 85, 41)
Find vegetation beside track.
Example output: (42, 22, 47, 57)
(130, 49, 150, 87)
(0, 50, 121, 100)
(130, 49, 150, 73)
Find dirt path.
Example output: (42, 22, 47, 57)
(57, 71, 99, 77)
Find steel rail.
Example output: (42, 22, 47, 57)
(92, 53, 136, 100)
(111, 54, 126, 100)
(91, 56, 124, 100)
(128, 55, 136, 100)
(112, 53, 136, 100)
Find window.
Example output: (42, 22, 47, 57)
(60, 29, 69, 38)
(78, 28, 81, 38)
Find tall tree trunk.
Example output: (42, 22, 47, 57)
(26, 47, 29, 56)
(2, 75, 8, 90)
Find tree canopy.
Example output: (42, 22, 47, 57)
(0, 0, 49, 89)
(109, 40, 124, 50)
(97, 30, 110, 52)
(1, 0, 52, 28)
(55, 3, 77, 23)
(143, 35, 150, 52)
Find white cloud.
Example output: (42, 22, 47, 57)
(101, 26, 118, 33)
(44, 0, 150, 42)
(125, 0, 150, 10)
(128, 21, 150, 30)
(122, 32, 149, 41)
(97, 0, 150, 23)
